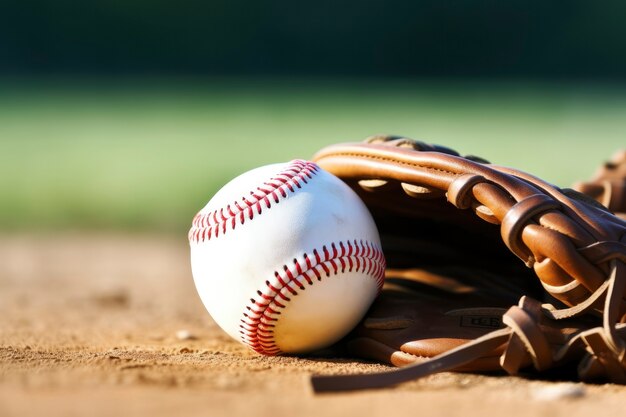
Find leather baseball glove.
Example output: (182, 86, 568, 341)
(310, 135, 626, 392)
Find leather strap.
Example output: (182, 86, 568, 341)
(311, 328, 511, 392)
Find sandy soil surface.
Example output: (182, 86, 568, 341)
(1, 233, 625, 417)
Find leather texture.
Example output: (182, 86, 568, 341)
(309, 135, 626, 392)
(573, 150, 626, 220)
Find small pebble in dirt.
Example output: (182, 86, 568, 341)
(532, 383, 586, 401)
(175, 329, 197, 340)
(179, 347, 193, 354)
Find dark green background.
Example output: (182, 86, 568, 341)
(2, 1, 626, 80)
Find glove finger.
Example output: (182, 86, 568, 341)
(346, 337, 424, 367)
(401, 338, 505, 371)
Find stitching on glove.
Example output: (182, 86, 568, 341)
(318, 152, 461, 176)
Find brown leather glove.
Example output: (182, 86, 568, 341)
(310, 135, 626, 392)
(573, 150, 626, 220)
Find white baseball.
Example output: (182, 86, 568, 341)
(188, 160, 385, 355)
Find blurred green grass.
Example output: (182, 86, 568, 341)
(1, 78, 625, 234)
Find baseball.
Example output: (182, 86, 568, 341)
(188, 160, 385, 355)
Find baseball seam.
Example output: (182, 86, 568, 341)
(188, 159, 320, 243)
(239, 239, 386, 355)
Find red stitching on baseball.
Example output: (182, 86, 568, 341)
(188, 160, 319, 243)
(238, 239, 386, 356)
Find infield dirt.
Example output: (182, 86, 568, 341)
(1, 233, 625, 417)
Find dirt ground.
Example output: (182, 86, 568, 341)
(1, 233, 625, 417)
